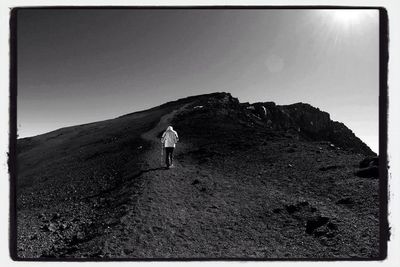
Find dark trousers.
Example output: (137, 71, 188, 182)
(165, 147, 174, 167)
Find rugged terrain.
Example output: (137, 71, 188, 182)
(15, 92, 381, 259)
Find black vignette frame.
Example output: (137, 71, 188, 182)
(8, 6, 389, 261)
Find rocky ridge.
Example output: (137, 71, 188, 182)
(15, 92, 380, 259)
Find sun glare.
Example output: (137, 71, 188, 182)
(320, 9, 376, 29)
(331, 10, 366, 24)
(332, 10, 363, 23)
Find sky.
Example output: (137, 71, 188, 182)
(17, 8, 379, 152)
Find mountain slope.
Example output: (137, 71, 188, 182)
(16, 92, 379, 259)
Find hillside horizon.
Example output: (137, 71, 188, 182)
(17, 92, 376, 154)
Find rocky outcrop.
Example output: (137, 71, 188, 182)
(279, 103, 331, 133)
(231, 97, 373, 156)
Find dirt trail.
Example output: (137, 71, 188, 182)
(98, 105, 298, 258)
(102, 104, 213, 257)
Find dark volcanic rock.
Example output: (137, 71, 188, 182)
(355, 166, 379, 178)
(355, 156, 379, 178)
(359, 156, 379, 168)
(305, 216, 330, 235)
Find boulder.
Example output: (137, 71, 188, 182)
(359, 156, 379, 168)
(355, 156, 379, 178)
(305, 216, 330, 235)
(252, 103, 268, 119)
(355, 166, 379, 178)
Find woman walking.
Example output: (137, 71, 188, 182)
(161, 126, 179, 169)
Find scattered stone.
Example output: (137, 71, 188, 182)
(59, 223, 69, 230)
(48, 223, 57, 232)
(29, 234, 38, 240)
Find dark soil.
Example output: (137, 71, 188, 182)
(15, 92, 381, 259)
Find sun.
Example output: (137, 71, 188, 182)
(330, 10, 366, 24)
(320, 10, 377, 27)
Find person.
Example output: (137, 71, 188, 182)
(161, 126, 179, 168)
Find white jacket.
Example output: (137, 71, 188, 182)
(161, 126, 179, 148)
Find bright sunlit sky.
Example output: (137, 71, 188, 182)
(17, 9, 379, 152)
